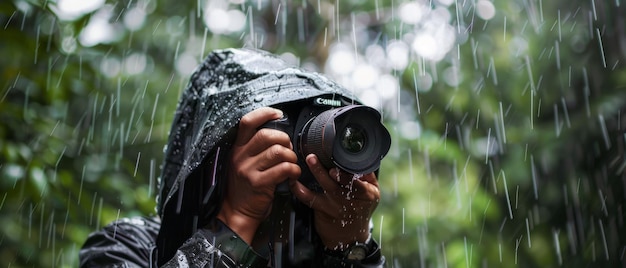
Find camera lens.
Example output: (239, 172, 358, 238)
(299, 105, 391, 175)
(341, 125, 367, 154)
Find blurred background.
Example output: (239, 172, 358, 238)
(1, 0, 625, 266)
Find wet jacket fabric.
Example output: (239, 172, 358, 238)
(79, 48, 385, 267)
(80, 216, 160, 267)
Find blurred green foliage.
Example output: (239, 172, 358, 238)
(1, 0, 625, 267)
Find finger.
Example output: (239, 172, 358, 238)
(255, 144, 299, 171)
(349, 179, 381, 202)
(232, 144, 297, 179)
(290, 179, 325, 210)
(235, 107, 283, 146)
(305, 154, 341, 194)
(259, 161, 302, 186)
(328, 168, 356, 185)
(244, 128, 292, 156)
(356, 172, 379, 187)
(329, 169, 378, 186)
(324, 168, 378, 202)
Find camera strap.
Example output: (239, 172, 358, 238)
(269, 193, 295, 267)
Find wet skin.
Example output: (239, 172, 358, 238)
(217, 107, 380, 250)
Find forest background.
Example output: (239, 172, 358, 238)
(1, 0, 625, 267)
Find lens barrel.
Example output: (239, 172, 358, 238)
(300, 105, 391, 175)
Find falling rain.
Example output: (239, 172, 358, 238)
(0, 0, 625, 267)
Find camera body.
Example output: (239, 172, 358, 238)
(262, 97, 391, 193)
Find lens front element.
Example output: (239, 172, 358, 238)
(340, 124, 367, 154)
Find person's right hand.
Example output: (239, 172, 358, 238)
(290, 154, 380, 250)
(217, 107, 301, 244)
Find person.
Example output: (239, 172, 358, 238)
(79, 48, 388, 267)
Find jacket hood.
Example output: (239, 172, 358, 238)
(157, 48, 360, 218)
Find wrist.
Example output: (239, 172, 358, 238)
(217, 202, 261, 245)
(323, 234, 381, 263)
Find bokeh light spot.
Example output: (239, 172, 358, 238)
(52, 0, 105, 21)
(476, 0, 496, 20)
(387, 40, 410, 70)
(124, 7, 147, 31)
(399, 2, 424, 25)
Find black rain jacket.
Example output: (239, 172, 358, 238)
(79, 48, 385, 267)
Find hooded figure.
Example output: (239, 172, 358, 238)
(79, 48, 387, 267)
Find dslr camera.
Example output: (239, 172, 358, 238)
(263, 96, 392, 193)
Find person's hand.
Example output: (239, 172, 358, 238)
(217, 107, 301, 244)
(290, 154, 380, 250)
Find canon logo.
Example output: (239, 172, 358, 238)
(315, 98, 342, 107)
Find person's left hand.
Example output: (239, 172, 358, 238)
(290, 154, 380, 250)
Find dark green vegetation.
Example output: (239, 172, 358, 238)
(1, 0, 624, 266)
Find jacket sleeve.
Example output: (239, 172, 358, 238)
(161, 219, 268, 268)
(79, 216, 160, 268)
